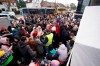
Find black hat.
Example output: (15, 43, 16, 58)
(21, 36, 26, 41)
(45, 29, 50, 33)
(14, 36, 20, 41)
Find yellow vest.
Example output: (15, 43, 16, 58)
(45, 33, 53, 46)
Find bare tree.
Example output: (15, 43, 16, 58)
(70, 3, 77, 10)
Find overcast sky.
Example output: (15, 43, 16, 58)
(44, 0, 78, 6)
(24, 0, 78, 6)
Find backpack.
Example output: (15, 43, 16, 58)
(0, 51, 12, 65)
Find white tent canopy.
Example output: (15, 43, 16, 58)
(70, 6, 100, 66)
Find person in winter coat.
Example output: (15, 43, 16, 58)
(0, 26, 9, 35)
(42, 29, 54, 54)
(30, 27, 37, 39)
(46, 46, 58, 60)
(17, 36, 36, 64)
(11, 28, 19, 37)
(37, 26, 43, 37)
(61, 27, 70, 46)
(51, 26, 59, 48)
(33, 35, 44, 57)
(12, 36, 22, 66)
(0, 45, 13, 66)
(0, 37, 10, 52)
(25, 25, 33, 34)
(57, 44, 67, 62)
(72, 25, 78, 36)
(7, 25, 12, 33)
(56, 23, 60, 37)
(18, 26, 28, 37)
(27, 37, 36, 51)
(19, 18, 24, 25)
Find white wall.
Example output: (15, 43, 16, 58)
(26, 3, 41, 8)
(70, 6, 100, 66)
(10, 7, 18, 11)
(0, 4, 8, 11)
(10, 3, 18, 11)
(0, 2, 18, 11)
(75, 6, 100, 49)
(26, 0, 42, 8)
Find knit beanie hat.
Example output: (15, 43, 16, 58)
(1, 26, 6, 31)
(51, 60, 60, 66)
(20, 18, 23, 21)
(51, 26, 56, 31)
(32, 31, 38, 37)
(11, 28, 15, 31)
(29, 62, 36, 66)
(14, 36, 20, 41)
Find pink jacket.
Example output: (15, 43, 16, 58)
(0, 37, 9, 51)
(0, 37, 8, 44)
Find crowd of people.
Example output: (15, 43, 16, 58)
(0, 12, 80, 66)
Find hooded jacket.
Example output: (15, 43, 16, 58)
(0, 37, 8, 44)
(17, 41, 36, 59)
(34, 37, 44, 54)
(17, 41, 36, 64)
(57, 44, 68, 62)
(12, 28, 19, 37)
(0, 37, 9, 51)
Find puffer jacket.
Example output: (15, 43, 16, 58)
(57, 44, 68, 62)
(0, 37, 8, 44)
(0, 37, 9, 51)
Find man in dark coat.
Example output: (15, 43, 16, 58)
(17, 36, 36, 64)
(61, 27, 70, 46)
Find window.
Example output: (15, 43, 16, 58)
(0, 2, 2, 5)
(0, 15, 7, 17)
(2, 8, 5, 11)
(12, 3, 14, 5)
(14, 3, 16, 6)
(12, 8, 16, 12)
(0, 10, 2, 13)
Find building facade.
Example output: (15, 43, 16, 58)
(26, 0, 42, 8)
(0, 2, 8, 11)
(0, 0, 18, 12)
(10, 2, 18, 11)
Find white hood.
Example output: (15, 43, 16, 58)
(59, 44, 67, 50)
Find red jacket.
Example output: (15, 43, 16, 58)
(56, 25, 60, 37)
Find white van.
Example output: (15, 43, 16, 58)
(2, 11, 15, 16)
(0, 13, 19, 28)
